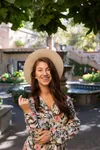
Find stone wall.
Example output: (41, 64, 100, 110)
(0, 23, 47, 48)
(0, 50, 30, 74)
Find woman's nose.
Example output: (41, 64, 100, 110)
(43, 70, 47, 75)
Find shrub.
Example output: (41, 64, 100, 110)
(82, 72, 100, 82)
(0, 71, 26, 83)
(15, 40, 24, 47)
(69, 59, 97, 76)
(12, 89, 29, 104)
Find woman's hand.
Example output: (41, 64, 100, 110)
(68, 119, 74, 123)
(18, 95, 32, 113)
(34, 130, 51, 145)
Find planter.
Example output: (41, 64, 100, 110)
(0, 82, 29, 92)
(0, 105, 13, 134)
(0, 83, 14, 91)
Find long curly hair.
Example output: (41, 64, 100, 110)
(30, 57, 74, 119)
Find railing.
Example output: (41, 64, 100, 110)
(67, 50, 100, 70)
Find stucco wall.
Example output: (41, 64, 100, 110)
(0, 23, 47, 49)
(0, 51, 30, 75)
(0, 24, 9, 48)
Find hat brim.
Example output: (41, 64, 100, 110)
(24, 49, 64, 84)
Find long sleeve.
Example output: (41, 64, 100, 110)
(24, 98, 39, 138)
(24, 111, 42, 149)
(50, 97, 80, 144)
(24, 112, 39, 135)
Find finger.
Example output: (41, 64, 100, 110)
(19, 95, 22, 99)
(34, 134, 45, 141)
(34, 137, 40, 142)
(18, 97, 28, 105)
(38, 137, 49, 144)
(18, 95, 22, 105)
(38, 130, 44, 135)
(21, 98, 28, 103)
(35, 135, 50, 145)
(38, 130, 48, 135)
(39, 134, 47, 140)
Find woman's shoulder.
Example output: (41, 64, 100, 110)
(65, 95, 72, 105)
(65, 95, 75, 114)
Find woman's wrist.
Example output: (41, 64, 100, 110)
(23, 109, 32, 114)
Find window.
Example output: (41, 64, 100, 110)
(17, 61, 25, 71)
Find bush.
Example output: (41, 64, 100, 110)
(15, 40, 24, 47)
(0, 71, 26, 83)
(82, 72, 100, 82)
(12, 89, 29, 104)
(69, 59, 97, 76)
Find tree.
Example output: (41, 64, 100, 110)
(0, 0, 100, 35)
(54, 19, 96, 51)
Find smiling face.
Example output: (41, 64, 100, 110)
(35, 61, 52, 87)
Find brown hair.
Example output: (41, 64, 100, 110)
(31, 57, 74, 119)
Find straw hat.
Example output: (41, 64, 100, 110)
(24, 49, 64, 84)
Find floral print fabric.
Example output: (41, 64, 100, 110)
(23, 96, 80, 150)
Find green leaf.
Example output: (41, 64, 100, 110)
(5, 0, 15, 4)
(57, 0, 65, 5)
(41, 15, 54, 25)
(0, 8, 8, 19)
(15, 0, 32, 7)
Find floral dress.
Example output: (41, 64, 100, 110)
(23, 96, 80, 150)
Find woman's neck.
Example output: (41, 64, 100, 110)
(40, 86, 50, 96)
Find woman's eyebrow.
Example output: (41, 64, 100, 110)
(37, 67, 43, 70)
(37, 66, 49, 69)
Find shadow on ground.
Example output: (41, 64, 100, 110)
(67, 105, 100, 150)
(0, 94, 27, 150)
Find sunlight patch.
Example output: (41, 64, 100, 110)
(7, 135, 17, 140)
(15, 130, 27, 136)
(0, 141, 14, 149)
(80, 124, 95, 131)
(97, 124, 100, 127)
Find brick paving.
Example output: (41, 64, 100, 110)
(0, 91, 100, 150)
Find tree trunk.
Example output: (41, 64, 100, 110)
(46, 35, 53, 49)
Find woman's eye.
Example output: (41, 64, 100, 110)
(38, 70, 42, 72)
(47, 68, 50, 71)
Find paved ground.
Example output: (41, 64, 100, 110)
(0, 91, 100, 150)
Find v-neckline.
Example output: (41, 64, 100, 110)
(39, 96, 60, 115)
(39, 96, 54, 111)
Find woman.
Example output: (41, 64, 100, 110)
(18, 49, 80, 150)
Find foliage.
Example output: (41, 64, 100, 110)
(1, 0, 100, 35)
(69, 59, 97, 76)
(55, 20, 97, 51)
(15, 40, 24, 47)
(0, 71, 25, 83)
(12, 89, 29, 104)
(82, 72, 100, 82)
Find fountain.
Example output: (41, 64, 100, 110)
(66, 80, 100, 107)
(57, 51, 73, 91)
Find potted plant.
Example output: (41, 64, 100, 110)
(15, 40, 24, 47)
(82, 71, 100, 82)
(0, 71, 25, 84)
